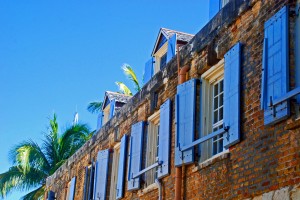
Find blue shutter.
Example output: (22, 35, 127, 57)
(209, 0, 221, 19)
(157, 99, 171, 178)
(144, 58, 154, 84)
(94, 149, 110, 200)
(175, 79, 197, 166)
(167, 34, 177, 63)
(47, 191, 55, 200)
(116, 135, 128, 199)
(109, 99, 116, 119)
(68, 177, 76, 200)
(261, 6, 289, 125)
(223, 43, 242, 148)
(97, 112, 104, 131)
(127, 122, 144, 191)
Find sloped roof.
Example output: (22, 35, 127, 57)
(152, 28, 194, 55)
(102, 91, 132, 110)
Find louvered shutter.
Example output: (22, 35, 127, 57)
(157, 99, 171, 178)
(97, 112, 104, 131)
(167, 34, 176, 63)
(261, 6, 290, 125)
(223, 42, 242, 148)
(175, 79, 197, 166)
(116, 135, 128, 199)
(68, 177, 76, 200)
(209, 0, 221, 19)
(144, 58, 154, 84)
(127, 122, 144, 191)
(94, 150, 110, 200)
(109, 99, 116, 119)
(47, 191, 55, 200)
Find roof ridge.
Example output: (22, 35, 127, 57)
(161, 27, 195, 36)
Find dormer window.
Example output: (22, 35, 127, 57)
(143, 28, 194, 84)
(160, 53, 167, 69)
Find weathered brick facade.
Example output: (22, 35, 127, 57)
(46, 0, 300, 199)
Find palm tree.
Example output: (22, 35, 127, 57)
(116, 64, 141, 96)
(87, 64, 140, 114)
(87, 101, 103, 114)
(0, 114, 92, 200)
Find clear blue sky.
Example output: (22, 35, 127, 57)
(0, 1, 208, 199)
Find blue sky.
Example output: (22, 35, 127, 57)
(0, 1, 208, 199)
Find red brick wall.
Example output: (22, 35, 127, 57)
(46, 0, 300, 199)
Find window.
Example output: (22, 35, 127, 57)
(200, 59, 225, 162)
(65, 181, 71, 200)
(160, 53, 167, 69)
(153, 41, 168, 74)
(144, 111, 160, 188)
(296, 1, 300, 104)
(109, 143, 121, 200)
(83, 164, 95, 200)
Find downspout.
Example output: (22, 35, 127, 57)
(175, 45, 190, 200)
(155, 179, 162, 200)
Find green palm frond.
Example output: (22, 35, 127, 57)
(0, 113, 92, 199)
(115, 81, 133, 96)
(20, 185, 45, 200)
(87, 101, 103, 114)
(121, 64, 141, 92)
(9, 140, 50, 175)
(0, 166, 46, 197)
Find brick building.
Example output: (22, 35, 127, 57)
(46, 0, 300, 199)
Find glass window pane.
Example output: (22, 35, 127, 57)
(219, 93, 224, 106)
(219, 107, 223, 121)
(214, 84, 218, 97)
(214, 97, 218, 109)
(220, 80, 224, 92)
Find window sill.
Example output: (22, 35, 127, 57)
(137, 183, 158, 196)
(192, 150, 230, 173)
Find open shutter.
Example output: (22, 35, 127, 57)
(109, 99, 116, 119)
(157, 99, 171, 178)
(116, 135, 128, 199)
(166, 34, 176, 63)
(223, 42, 242, 148)
(144, 58, 154, 84)
(94, 150, 110, 200)
(127, 122, 144, 191)
(261, 6, 289, 125)
(209, 0, 221, 19)
(175, 79, 197, 166)
(97, 112, 104, 131)
(68, 177, 76, 200)
(47, 191, 55, 200)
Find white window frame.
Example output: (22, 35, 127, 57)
(65, 181, 71, 200)
(144, 110, 160, 188)
(153, 42, 168, 75)
(109, 143, 121, 200)
(200, 59, 226, 162)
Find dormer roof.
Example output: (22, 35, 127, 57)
(151, 28, 194, 56)
(102, 91, 132, 110)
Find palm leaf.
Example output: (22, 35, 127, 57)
(9, 140, 50, 174)
(121, 64, 141, 92)
(20, 185, 45, 200)
(115, 81, 132, 96)
(87, 101, 103, 114)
